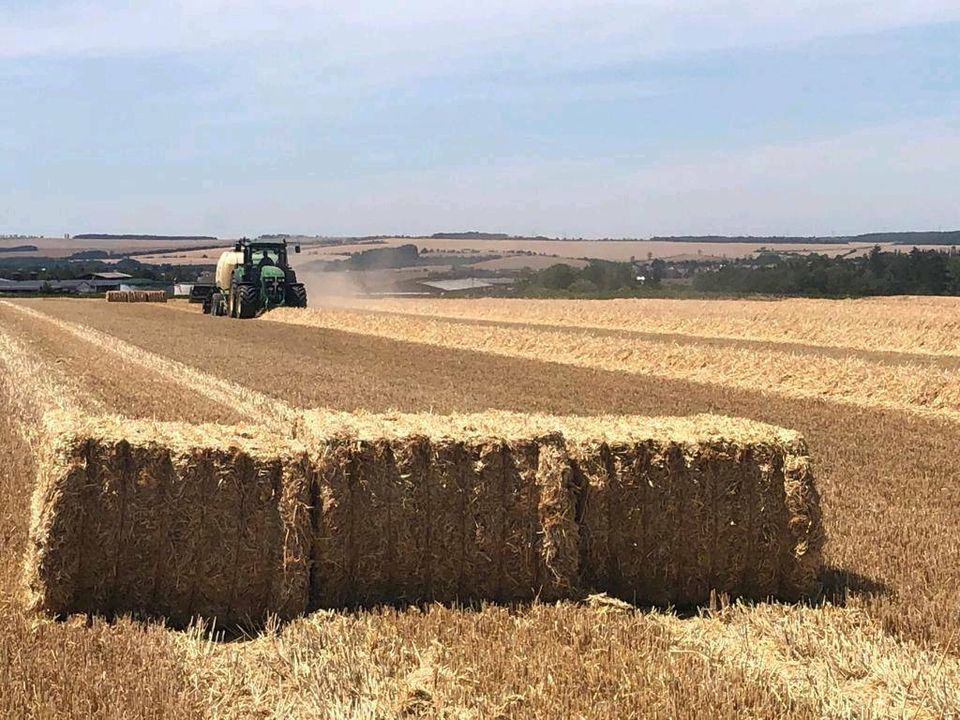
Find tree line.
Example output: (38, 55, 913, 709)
(694, 247, 960, 296)
(517, 247, 960, 298)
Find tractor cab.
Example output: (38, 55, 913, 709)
(236, 241, 291, 271)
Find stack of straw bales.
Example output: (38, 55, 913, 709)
(24, 410, 824, 626)
(105, 290, 167, 303)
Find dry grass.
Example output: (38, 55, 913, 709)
(330, 295, 960, 358)
(3, 297, 960, 718)
(174, 602, 960, 720)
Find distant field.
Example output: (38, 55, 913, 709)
(379, 237, 927, 261)
(2, 296, 959, 718)
(5, 235, 958, 267)
(0, 236, 227, 259)
(113, 236, 934, 267)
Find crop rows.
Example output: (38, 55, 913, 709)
(331, 295, 960, 358)
(265, 307, 960, 420)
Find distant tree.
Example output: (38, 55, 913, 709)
(650, 258, 666, 284)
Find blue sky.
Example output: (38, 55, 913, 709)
(1, 1, 958, 237)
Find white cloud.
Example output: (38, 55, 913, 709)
(3, 0, 959, 67)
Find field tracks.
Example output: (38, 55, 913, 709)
(1, 301, 301, 435)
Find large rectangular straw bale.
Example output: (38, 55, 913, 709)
(26, 413, 311, 627)
(311, 434, 476, 607)
(303, 412, 582, 607)
(566, 415, 824, 606)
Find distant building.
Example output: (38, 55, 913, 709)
(0, 276, 170, 295)
(0, 279, 99, 294)
(85, 271, 133, 281)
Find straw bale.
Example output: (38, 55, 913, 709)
(311, 440, 355, 608)
(270, 455, 313, 619)
(112, 444, 176, 613)
(150, 448, 210, 626)
(313, 436, 481, 606)
(750, 445, 792, 599)
(467, 440, 507, 601)
(72, 437, 127, 614)
(534, 440, 580, 600)
(105, 290, 167, 303)
(350, 439, 400, 605)
(27, 414, 312, 626)
(389, 437, 435, 602)
(573, 442, 612, 591)
(303, 413, 584, 605)
(574, 431, 823, 607)
(424, 439, 472, 601)
(593, 441, 688, 605)
(781, 451, 825, 599)
(24, 434, 89, 615)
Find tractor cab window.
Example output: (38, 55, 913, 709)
(254, 249, 281, 268)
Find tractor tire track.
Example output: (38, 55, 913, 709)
(1, 301, 302, 436)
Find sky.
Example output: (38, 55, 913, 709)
(1, 1, 958, 238)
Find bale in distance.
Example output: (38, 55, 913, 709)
(105, 290, 167, 303)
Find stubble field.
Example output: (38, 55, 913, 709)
(1, 296, 959, 719)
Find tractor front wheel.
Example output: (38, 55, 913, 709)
(286, 284, 307, 308)
(236, 284, 259, 319)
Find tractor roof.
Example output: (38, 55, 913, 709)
(236, 238, 288, 250)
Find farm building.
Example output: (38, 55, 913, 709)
(418, 278, 514, 295)
(0, 279, 100, 294)
(87, 271, 133, 282)
(0, 274, 171, 296)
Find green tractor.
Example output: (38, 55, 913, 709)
(204, 238, 307, 318)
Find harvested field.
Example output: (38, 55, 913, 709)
(176, 602, 960, 720)
(265, 307, 960, 420)
(0, 302, 243, 424)
(2, 296, 960, 718)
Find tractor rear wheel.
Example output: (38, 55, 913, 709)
(286, 284, 307, 308)
(236, 284, 259, 319)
